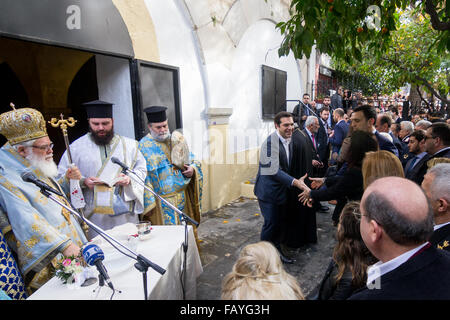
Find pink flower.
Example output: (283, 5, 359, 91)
(62, 259, 72, 266)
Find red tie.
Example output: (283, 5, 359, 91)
(311, 133, 316, 149)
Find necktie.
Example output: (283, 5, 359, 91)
(406, 156, 418, 175)
(311, 133, 317, 150)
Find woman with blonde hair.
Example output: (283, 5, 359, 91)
(362, 150, 404, 189)
(221, 241, 304, 300)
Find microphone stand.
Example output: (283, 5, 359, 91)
(116, 164, 199, 300)
(35, 187, 166, 300)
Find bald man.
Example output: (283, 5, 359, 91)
(349, 177, 450, 300)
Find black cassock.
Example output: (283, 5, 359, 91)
(283, 128, 318, 248)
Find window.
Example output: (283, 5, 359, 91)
(261, 65, 287, 120)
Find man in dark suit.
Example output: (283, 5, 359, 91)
(302, 116, 322, 177)
(409, 122, 450, 185)
(331, 86, 343, 111)
(376, 113, 409, 165)
(422, 163, 450, 252)
(321, 96, 335, 129)
(351, 105, 399, 157)
(329, 108, 349, 164)
(254, 111, 302, 263)
(349, 177, 450, 300)
(404, 129, 427, 179)
(316, 106, 331, 177)
(292, 93, 313, 130)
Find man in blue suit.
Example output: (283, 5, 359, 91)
(351, 105, 399, 157)
(254, 111, 302, 264)
(329, 108, 349, 164)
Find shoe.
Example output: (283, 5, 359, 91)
(319, 205, 329, 212)
(280, 253, 295, 264)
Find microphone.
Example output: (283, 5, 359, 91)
(21, 170, 63, 196)
(82, 243, 115, 291)
(111, 157, 129, 171)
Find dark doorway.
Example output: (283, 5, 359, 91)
(58, 56, 99, 163)
(0, 62, 30, 146)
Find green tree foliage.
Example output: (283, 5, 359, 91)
(277, 0, 449, 102)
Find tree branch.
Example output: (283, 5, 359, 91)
(416, 85, 430, 107)
(382, 57, 450, 105)
(425, 0, 450, 31)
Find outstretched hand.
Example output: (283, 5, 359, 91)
(310, 177, 325, 189)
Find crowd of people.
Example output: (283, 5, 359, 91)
(241, 87, 450, 300)
(0, 101, 203, 299)
(1, 88, 449, 301)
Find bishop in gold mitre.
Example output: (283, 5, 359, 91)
(0, 104, 86, 294)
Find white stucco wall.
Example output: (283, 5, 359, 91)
(141, 0, 310, 159)
(95, 54, 135, 139)
(144, 0, 208, 160)
(227, 19, 302, 153)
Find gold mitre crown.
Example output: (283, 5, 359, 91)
(0, 103, 48, 145)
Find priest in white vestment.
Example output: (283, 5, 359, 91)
(58, 100, 147, 239)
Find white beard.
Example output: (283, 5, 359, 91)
(26, 153, 58, 178)
(150, 128, 171, 142)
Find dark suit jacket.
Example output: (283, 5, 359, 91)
(408, 147, 450, 185)
(331, 93, 343, 110)
(316, 117, 330, 163)
(430, 224, 450, 252)
(329, 120, 349, 154)
(292, 103, 312, 129)
(254, 132, 294, 204)
(349, 245, 450, 300)
(375, 131, 399, 157)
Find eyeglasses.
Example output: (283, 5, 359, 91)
(32, 143, 54, 151)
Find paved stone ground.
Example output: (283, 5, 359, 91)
(196, 197, 337, 300)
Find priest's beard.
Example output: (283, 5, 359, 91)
(150, 128, 171, 142)
(26, 152, 58, 178)
(90, 125, 114, 145)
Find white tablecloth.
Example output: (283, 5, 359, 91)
(28, 224, 203, 300)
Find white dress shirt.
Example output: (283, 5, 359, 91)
(366, 242, 429, 286)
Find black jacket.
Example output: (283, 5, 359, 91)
(349, 245, 450, 300)
(318, 260, 361, 300)
(430, 224, 450, 252)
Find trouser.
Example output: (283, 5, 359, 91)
(258, 199, 286, 250)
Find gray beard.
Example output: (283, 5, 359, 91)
(26, 153, 58, 178)
(150, 129, 171, 142)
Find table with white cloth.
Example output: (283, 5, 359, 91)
(28, 223, 203, 300)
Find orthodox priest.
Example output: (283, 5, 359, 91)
(138, 106, 203, 235)
(58, 100, 146, 239)
(0, 106, 86, 293)
(284, 126, 318, 248)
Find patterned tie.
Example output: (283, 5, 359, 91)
(311, 133, 317, 150)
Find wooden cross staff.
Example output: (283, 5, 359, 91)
(48, 114, 77, 164)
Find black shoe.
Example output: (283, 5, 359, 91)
(319, 205, 329, 212)
(280, 253, 295, 264)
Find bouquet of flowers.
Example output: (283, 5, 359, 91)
(54, 255, 84, 284)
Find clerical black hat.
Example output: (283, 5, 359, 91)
(143, 106, 167, 123)
(83, 100, 113, 118)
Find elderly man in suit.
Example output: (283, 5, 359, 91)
(421, 163, 450, 252)
(350, 105, 399, 157)
(254, 111, 303, 264)
(349, 177, 450, 300)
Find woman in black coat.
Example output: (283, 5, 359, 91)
(297, 130, 379, 224)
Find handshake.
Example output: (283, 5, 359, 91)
(292, 174, 325, 208)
